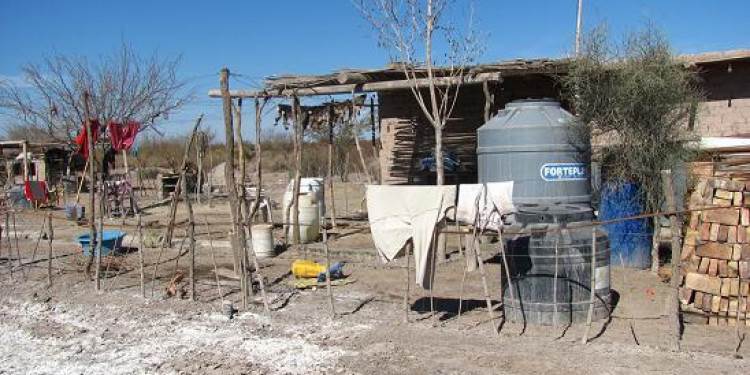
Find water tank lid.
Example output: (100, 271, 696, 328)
(505, 98, 560, 108)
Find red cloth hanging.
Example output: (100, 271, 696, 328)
(108, 120, 139, 151)
(76, 119, 100, 158)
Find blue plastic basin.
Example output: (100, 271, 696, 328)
(77, 231, 127, 256)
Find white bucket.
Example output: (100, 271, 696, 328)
(251, 224, 275, 258)
(286, 194, 320, 243)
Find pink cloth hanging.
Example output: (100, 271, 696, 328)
(108, 120, 139, 151)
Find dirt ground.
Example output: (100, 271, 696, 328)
(1, 177, 749, 375)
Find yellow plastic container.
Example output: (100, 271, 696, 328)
(291, 259, 326, 279)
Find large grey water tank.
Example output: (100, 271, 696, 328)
(477, 99, 591, 206)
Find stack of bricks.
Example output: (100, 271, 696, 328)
(681, 177, 750, 325)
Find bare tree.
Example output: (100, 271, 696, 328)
(354, 0, 484, 185)
(0, 43, 189, 142)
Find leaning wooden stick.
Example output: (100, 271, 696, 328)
(322, 211, 336, 317)
(475, 239, 499, 336)
(95, 189, 105, 291)
(12, 211, 25, 278)
(581, 227, 598, 344)
(203, 217, 224, 299)
(552, 235, 559, 330)
(182, 176, 197, 301)
(403, 240, 412, 323)
(46, 214, 53, 286)
(137, 214, 146, 298)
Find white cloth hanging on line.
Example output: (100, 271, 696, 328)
(456, 181, 516, 231)
(366, 185, 456, 289)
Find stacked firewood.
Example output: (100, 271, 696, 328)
(681, 177, 750, 325)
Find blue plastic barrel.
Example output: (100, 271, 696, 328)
(600, 182, 652, 269)
(77, 231, 127, 256)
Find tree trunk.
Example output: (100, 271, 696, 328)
(435, 125, 444, 186)
(82, 92, 97, 281)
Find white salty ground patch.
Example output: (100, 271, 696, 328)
(0, 297, 356, 375)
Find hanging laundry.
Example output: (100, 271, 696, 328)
(75, 119, 100, 158)
(456, 182, 516, 271)
(455, 181, 515, 231)
(108, 120, 139, 151)
(366, 185, 456, 289)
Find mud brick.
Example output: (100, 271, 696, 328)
(729, 261, 739, 277)
(694, 291, 705, 309)
(721, 278, 731, 296)
(747, 227, 750, 242)
(709, 259, 719, 276)
(719, 260, 729, 277)
(702, 208, 740, 226)
(741, 261, 750, 278)
(710, 223, 720, 241)
(728, 180, 746, 191)
(738, 225, 746, 243)
(746, 181, 750, 191)
(735, 192, 745, 206)
(701, 223, 713, 240)
(689, 211, 701, 229)
(743, 244, 750, 260)
(694, 179, 708, 197)
(734, 244, 744, 261)
(729, 279, 740, 296)
(743, 208, 750, 227)
(703, 293, 713, 312)
(729, 317, 738, 326)
(696, 242, 734, 260)
(721, 297, 730, 312)
(698, 257, 711, 273)
(708, 316, 719, 326)
(685, 273, 722, 294)
(684, 229, 700, 246)
(680, 288, 693, 305)
(730, 299, 739, 317)
(728, 226, 738, 244)
(715, 189, 734, 200)
(718, 225, 730, 241)
(712, 295, 722, 312)
(681, 244, 695, 261)
(704, 183, 715, 199)
(713, 197, 732, 207)
(688, 255, 701, 272)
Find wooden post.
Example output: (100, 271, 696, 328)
(403, 240, 412, 323)
(137, 214, 146, 298)
(95, 185, 105, 291)
(182, 174, 196, 301)
(21, 140, 29, 181)
(208, 143, 214, 208)
(220, 68, 248, 302)
(581, 227, 598, 344)
(122, 150, 130, 179)
(370, 96, 380, 184)
(327, 104, 337, 228)
(482, 81, 495, 123)
(196, 132, 204, 204)
(651, 217, 661, 274)
(82, 92, 97, 280)
(661, 170, 681, 351)
(291, 96, 303, 245)
(498, 232, 516, 326)
(322, 196, 336, 317)
(248, 97, 264, 222)
(350, 92, 372, 184)
(3, 213, 11, 281)
(46, 214, 53, 286)
(234, 97, 253, 304)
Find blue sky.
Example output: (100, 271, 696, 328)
(1, 0, 748, 141)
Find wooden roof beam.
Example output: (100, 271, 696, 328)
(207, 72, 503, 98)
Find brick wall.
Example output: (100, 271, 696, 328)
(695, 60, 750, 137)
